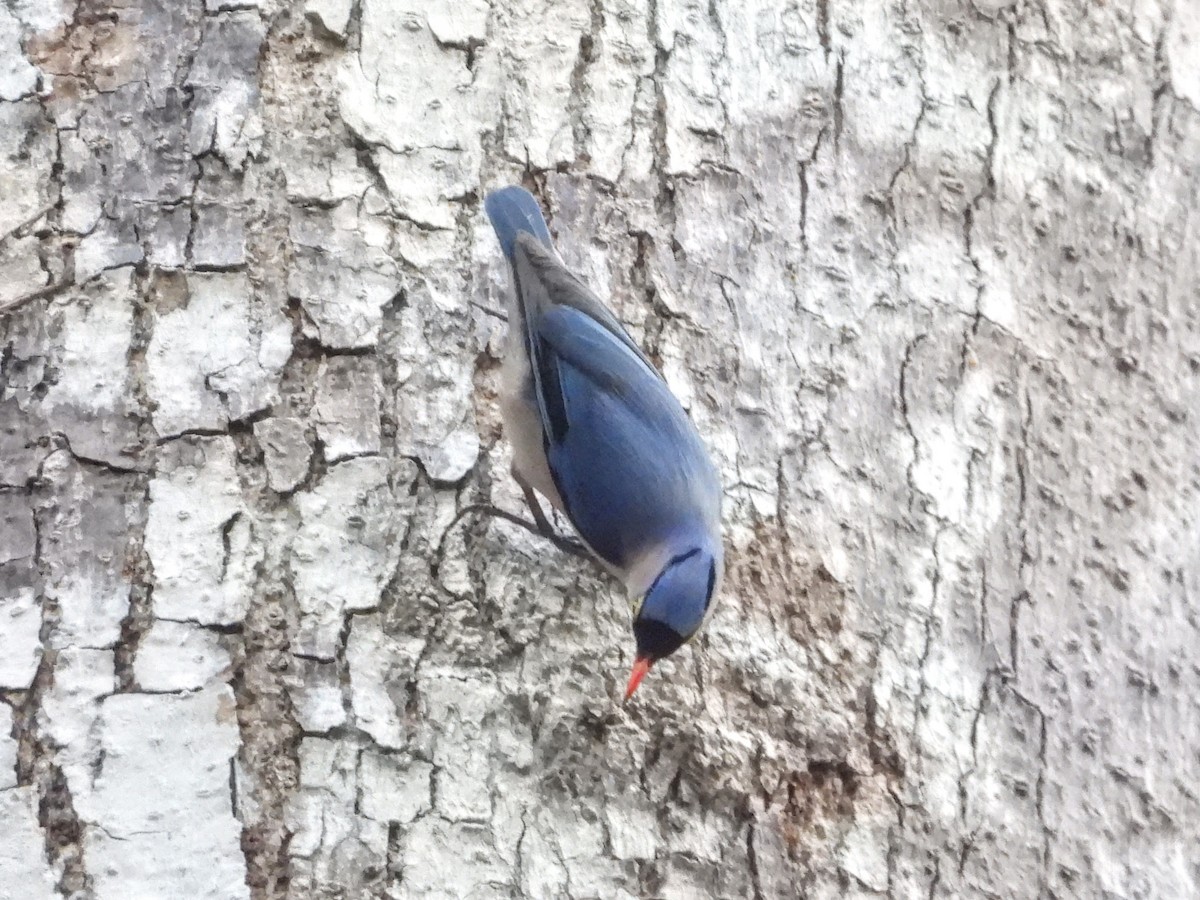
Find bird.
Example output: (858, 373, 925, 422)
(483, 185, 724, 701)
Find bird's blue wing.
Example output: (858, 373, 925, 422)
(486, 187, 720, 568)
(537, 305, 720, 567)
(509, 233, 661, 375)
(508, 232, 663, 445)
(538, 305, 679, 427)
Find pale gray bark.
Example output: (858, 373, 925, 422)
(1, 1, 1199, 898)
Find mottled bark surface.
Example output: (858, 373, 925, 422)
(2, 0, 1198, 898)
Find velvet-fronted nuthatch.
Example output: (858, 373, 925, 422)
(484, 186, 724, 700)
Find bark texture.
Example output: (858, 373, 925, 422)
(2, 1, 1199, 898)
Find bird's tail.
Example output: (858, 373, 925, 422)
(484, 186, 553, 260)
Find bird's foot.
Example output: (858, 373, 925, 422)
(541, 530, 589, 559)
(447, 503, 590, 560)
(514, 478, 590, 559)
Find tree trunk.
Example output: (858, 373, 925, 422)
(2, 1, 1198, 897)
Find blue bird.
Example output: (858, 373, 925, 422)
(483, 185, 724, 700)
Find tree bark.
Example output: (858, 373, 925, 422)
(2, 1, 1198, 898)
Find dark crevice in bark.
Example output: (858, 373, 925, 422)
(832, 53, 844, 147)
(13, 649, 91, 896)
(817, 0, 831, 57)
(232, 582, 302, 900)
(113, 477, 154, 693)
(567, 0, 604, 168)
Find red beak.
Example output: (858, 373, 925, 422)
(624, 655, 653, 702)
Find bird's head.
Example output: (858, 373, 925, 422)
(625, 545, 721, 701)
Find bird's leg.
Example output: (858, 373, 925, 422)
(516, 479, 559, 541)
(512, 471, 590, 559)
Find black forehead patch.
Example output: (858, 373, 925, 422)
(633, 617, 687, 661)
